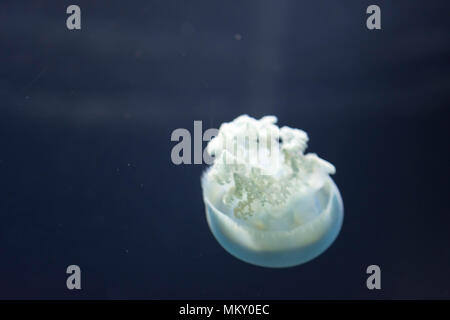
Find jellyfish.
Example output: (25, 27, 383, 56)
(201, 115, 343, 268)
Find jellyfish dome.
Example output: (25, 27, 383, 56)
(201, 115, 343, 268)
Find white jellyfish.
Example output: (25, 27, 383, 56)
(201, 115, 344, 268)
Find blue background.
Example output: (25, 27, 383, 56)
(0, 1, 449, 298)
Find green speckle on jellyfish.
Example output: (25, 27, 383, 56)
(201, 115, 344, 268)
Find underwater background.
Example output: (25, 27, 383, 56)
(0, 0, 449, 299)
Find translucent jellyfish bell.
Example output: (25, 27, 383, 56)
(201, 115, 344, 268)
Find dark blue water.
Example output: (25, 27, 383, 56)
(0, 0, 449, 299)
